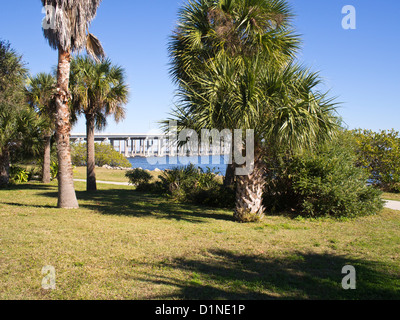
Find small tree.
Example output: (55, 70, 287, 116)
(263, 131, 384, 218)
(0, 40, 42, 187)
(126, 168, 152, 187)
(25, 72, 57, 184)
(70, 56, 129, 191)
(71, 143, 131, 168)
(353, 129, 400, 192)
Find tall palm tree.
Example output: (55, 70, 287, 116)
(70, 56, 129, 191)
(41, 0, 105, 208)
(171, 54, 339, 222)
(168, 0, 300, 185)
(25, 73, 57, 184)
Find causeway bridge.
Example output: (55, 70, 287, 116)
(70, 133, 231, 158)
(70, 133, 169, 158)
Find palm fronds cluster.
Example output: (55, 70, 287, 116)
(167, 0, 340, 221)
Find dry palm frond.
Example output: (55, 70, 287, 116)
(86, 33, 105, 62)
(41, 0, 102, 53)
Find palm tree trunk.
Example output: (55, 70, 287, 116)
(0, 149, 10, 187)
(234, 148, 265, 222)
(86, 113, 97, 191)
(42, 135, 52, 184)
(55, 48, 79, 209)
(224, 162, 236, 187)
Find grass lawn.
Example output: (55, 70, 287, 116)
(382, 192, 400, 201)
(73, 166, 130, 183)
(73, 166, 160, 183)
(0, 181, 399, 300)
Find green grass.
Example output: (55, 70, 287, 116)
(0, 181, 399, 300)
(73, 166, 161, 183)
(382, 192, 400, 201)
(73, 166, 130, 183)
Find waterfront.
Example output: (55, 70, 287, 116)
(128, 155, 229, 174)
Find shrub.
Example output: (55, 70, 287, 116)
(352, 129, 400, 191)
(150, 164, 235, 209)
(263, 131, 384, 218)
(125, 164, 235, 209)
(9, 166, 29, 184)
(188, 184, 235, 208)
(71, 143, 131, 168)
(50, 161, 58, 180)
(126, 168, 152, 186)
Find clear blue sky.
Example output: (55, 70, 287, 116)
(0, 0, 399, 134)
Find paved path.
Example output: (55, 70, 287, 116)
(384, 200, 400, 211)
(74, 179, 130, 186)
(74, 178, 400, 211)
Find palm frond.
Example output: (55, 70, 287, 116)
(69, 55, 129, 130)
(86, 33, 105, 62)
(41, 0, 103, 53)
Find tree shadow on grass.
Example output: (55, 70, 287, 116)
(1, 183, 55, 191)
(37, 187, 235, 223)
(0, 184, 57, 208)
(1, 202, 55, 209)
(134, 249, 400, 300)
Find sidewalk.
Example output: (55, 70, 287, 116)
(74, 179, 130, 186)
(384, 200, 400, 211)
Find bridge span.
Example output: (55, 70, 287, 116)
(70, 133, 168, 157)
(70, 133, 231, 158)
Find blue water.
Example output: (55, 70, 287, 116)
(128, 155, 228, 175)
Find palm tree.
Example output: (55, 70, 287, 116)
(170, 54, 339, 222)
(41, 0, 105, 208)
(0, 40, 38, 187)
(25, 73, 57, 184)
(0, 104, 44, 187)
(169, 0, 299, 82)
(70, 56, 129, 191)
(168, 0, 300, 185)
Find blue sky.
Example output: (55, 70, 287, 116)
(0, 0, 399, 134)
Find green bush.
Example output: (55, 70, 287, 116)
(125, 168, 152, 186)
(132, 164, 235, 209)
(352, 129, 400, 192)
(50, 161, 58, 180)
(71, 143, 131, 168)
(9, 166, 29, 184)
(157, 164, 235, 208)
(263, 131, 384, 218)
(187, 184, 235, 208)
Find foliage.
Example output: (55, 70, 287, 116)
(169, 0, 300, 85)
(70, 56, 129, 130)
(1, 105, 44, 160)
(157, 164, 235, 208)
(25, 72, 57, 133)
(166, 1, 339, 220)
(71, 143, 131, 168)
(50, 161, 59, 180)
(41, 0, 105, 61)
(125, 168, 152, 186)
(0, 40, 27, 105)
(352, 129, 400, 192)
(263, 131, 384, 218)
(0, 40, 43, 186)
(0, 40, 31, 152)
(9, 166, 29, 184)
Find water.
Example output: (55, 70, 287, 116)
(128, 155, 228, 175)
